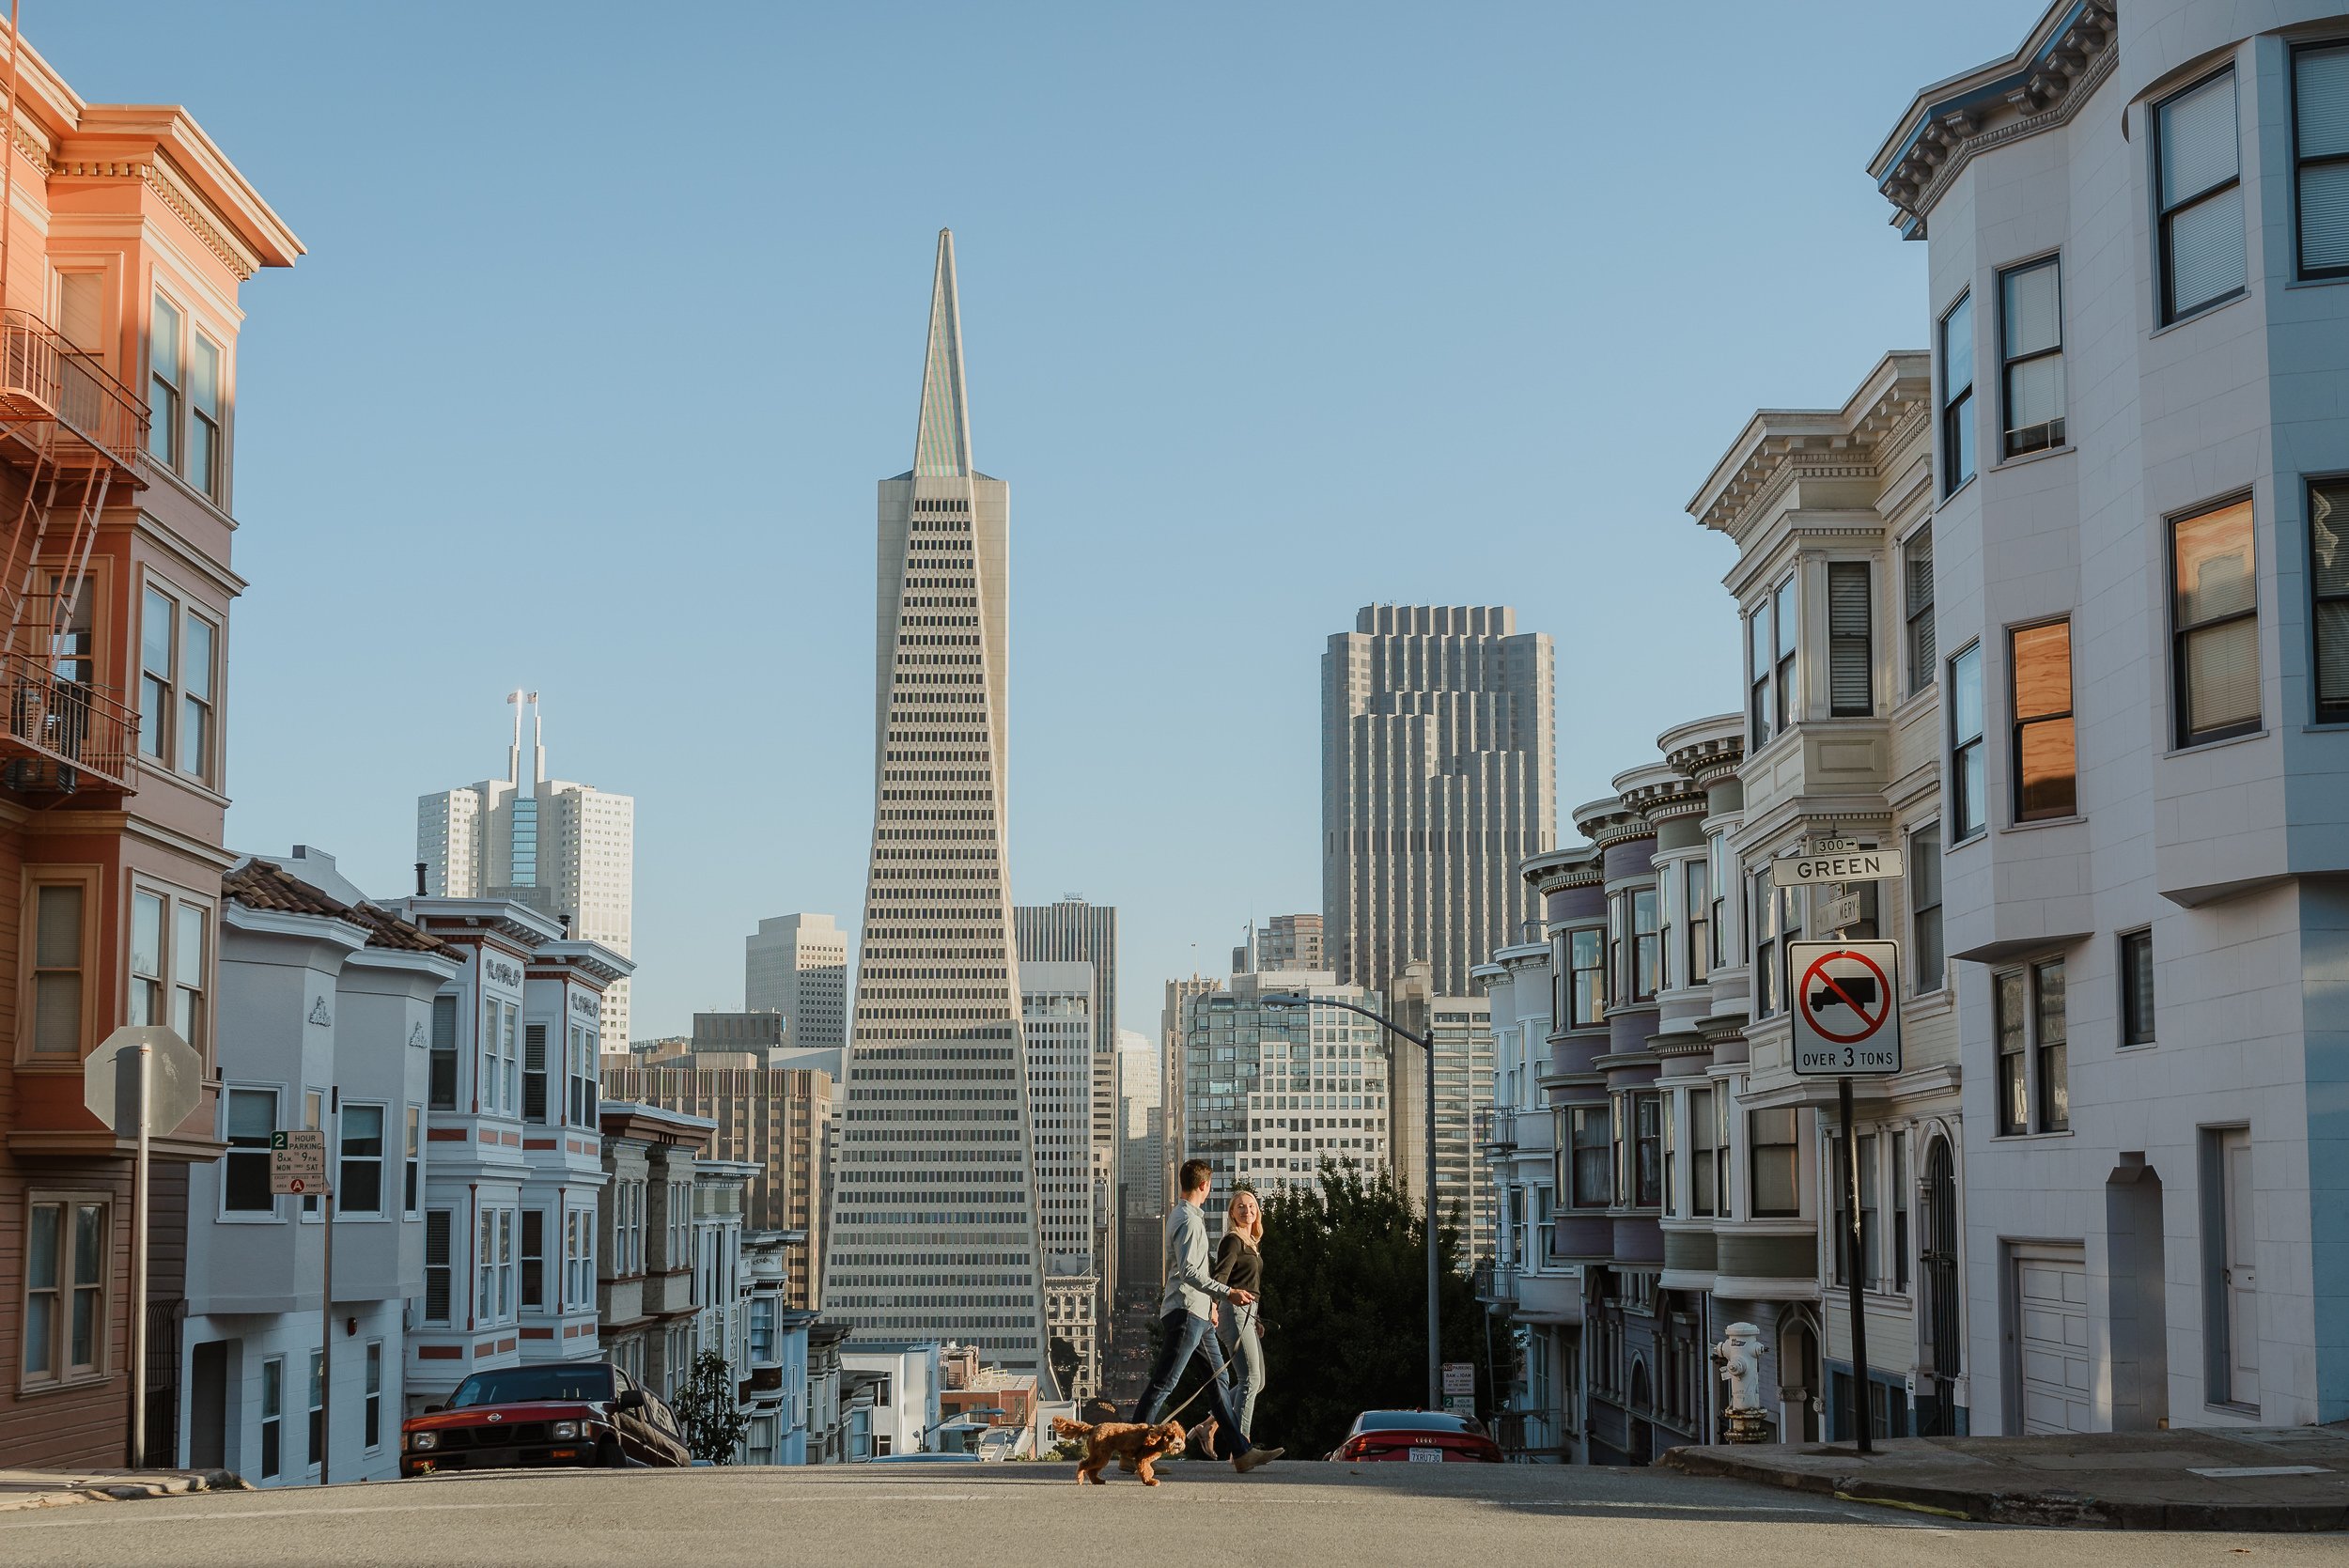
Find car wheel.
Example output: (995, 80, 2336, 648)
(599, 1438, 628, 1468)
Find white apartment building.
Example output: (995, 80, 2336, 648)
(1015, 895, 1123, 1316)
(418, 691, 635, 1048)
(841, 1342, 941, 1459)
(1118, 1027, 1163, 1221)
(745, 913, 848, 1052)
(1867, 0, 2349, 1431)
(180, 854, 462, 1485)
(1022, 960, 1099, 1400)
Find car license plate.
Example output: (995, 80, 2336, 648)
(1408, 1446, 1443, 1463)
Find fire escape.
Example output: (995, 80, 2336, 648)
(0, 310, 147, 797)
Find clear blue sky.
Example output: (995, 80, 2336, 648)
(37, 2, 2043, 1039)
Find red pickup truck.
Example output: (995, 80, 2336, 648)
(401, 1361, 692, 1476)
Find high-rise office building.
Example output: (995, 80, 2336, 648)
(1116, 1028, 1162, 1220)
(746, 913, 849, 1051)
(419, 691, 635, 1045)
(1022, 960, 1099, 1400)
(1389, 961, 1497, 1262)
(1322, 605, 1556, 998)
(1014, 895, 1119, 1312)
(1159, 974, 1221, 1209)
(819, 232, 1053, 1389)
(1234, 912, 1325, 974)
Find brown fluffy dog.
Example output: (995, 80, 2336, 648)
(1052, 1415, 1188, 1485)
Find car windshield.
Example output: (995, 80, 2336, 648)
(448, 1365, 614, 1407)
(1356, 1410, 1485, 1436)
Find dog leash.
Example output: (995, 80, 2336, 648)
(1145, 1314, 1248, 1428)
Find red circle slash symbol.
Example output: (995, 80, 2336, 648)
(1798, 949, 1891, 1045)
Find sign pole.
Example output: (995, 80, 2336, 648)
(326, 1084, 340, 1493)
(128, 1044, 151, 1469)
(1841, 1073, 1870, 1454)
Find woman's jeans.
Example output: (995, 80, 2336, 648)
(1218, 1305, 1265, 1442)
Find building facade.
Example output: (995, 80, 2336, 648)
(1869, 0, 2349, 1430)
(1322, 604, 1557, 998)
(1390, 962, 1497, 1261)
(1020, 959, 1098, 1400)
(745, 914, 848, 1053)
(820, 231, 1054, 1389)
(597, 1101, 713, 1404)
(1234, 912, 1325, 974)
(1014, 894, 1120, 1313)
(417, 692, 635, 1048)
(0, 32, 300, 1467)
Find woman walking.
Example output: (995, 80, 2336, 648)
(1213, 1188, 1268, 1445)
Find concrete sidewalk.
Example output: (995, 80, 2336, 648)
(0, 1467, 247, 1513)
(1662, 1424, 2349, 1529)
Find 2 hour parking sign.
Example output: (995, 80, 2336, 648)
(1787, 940, 1903, 1076)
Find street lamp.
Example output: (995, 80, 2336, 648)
(1262, 992, 1441, 1412)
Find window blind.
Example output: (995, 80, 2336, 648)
(424, 1211, 452, 1323)
(1906, 529, 1937, 693)
(1828, 561, 1872, 716)
(2300, 46, 2349, 273)
(523, 1023, 548, 1120)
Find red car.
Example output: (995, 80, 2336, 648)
(401, 1361, 691, 1477)
(1329, 1409, 1503, 1463)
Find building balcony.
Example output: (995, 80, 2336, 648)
(0, 311, 149, 482)
(1472, 1260, 1517, 1307)
(0, 647, 137, 796)
(1475, 1107, 1517, 1154)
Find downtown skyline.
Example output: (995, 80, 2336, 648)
(20, 2, 2058, 1039)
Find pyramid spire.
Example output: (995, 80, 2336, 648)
(912, 228, 972, 478)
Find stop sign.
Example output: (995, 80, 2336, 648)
(82, 1025, 205, 1135)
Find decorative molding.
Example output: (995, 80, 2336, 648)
(306, 995, 333, 1028)
(46, 152, 258, 280)
(408, 1020, 428, 1049)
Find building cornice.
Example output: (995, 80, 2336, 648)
(1522, 844, 1602, 895)
(1688, 354, 1932, 540)
(1869, 0, 2118, 239)
(1572, 797, 1653, 850)
(1663, 715, 1746, 787)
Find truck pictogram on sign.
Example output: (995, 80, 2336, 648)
(1787, 940, 1902, 1077)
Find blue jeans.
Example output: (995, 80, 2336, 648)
(1132, 1310, 1245, 1459)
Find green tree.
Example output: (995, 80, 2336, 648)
(673, 1349, 748, 1464)
(1248, 1162, 1502, 1459)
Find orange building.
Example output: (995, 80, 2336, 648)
(0, 24, 298, 1467)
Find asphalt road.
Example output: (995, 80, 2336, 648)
(0, 1461, 2338, 1567)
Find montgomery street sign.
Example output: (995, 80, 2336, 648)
(1788, 940, 1903, 1077)
(1781, 846, 1904, 886)
(270, 1129, 330, 1195)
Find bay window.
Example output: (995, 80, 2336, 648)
(1999, 256, 2065, 456)
(1940, 292, 1975, 491)
(2295, 43, 2349, 278)
(1750, 1109, 1800, 1218)
(2156, 69, 2247, 322)
(2170, 497, 2260, 746)
(2011, 619, 2077, 820)
(1950, 644, 1985, 838)
(2310, 478, 2349, 722)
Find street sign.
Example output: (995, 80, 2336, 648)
(1781, 847, 1904, 887)
(83, 1025, 203, 1135)
(1443, 1396, 1476, 1419)
(1804, 836, 1859, 855)
(1817, 892, 1864, 932)
(1441, 1362, 1474, 1400)
(1789, 940, 1903, 1076)
(270, 1129, 330, 1195)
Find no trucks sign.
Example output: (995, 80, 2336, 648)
(1788, 941, 1902, 1077)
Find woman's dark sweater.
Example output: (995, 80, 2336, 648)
(1214, 1233, 1263, 1297)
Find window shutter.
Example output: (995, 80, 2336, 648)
(523, 1024, 548, 1120)
(428, 995, 458, 1109)
(1828, 561, 1873, 716)
(424, 1211, 451, 1323)
(2299, 48, 2349, 272)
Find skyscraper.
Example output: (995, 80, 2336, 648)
(1014, 895, 1119, 1310)
(1022, 960, 1098, 1400)
(1233, 912, 1325, 974)
(420, 691, 635, 1045)
(1322, 605, 1556, 997)
(820, 232, 1053, 1389)
(746, 912, 849, 1051)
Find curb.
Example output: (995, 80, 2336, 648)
(1660, 1447, 2349, 1532)
(0, 1468, 249, 1514)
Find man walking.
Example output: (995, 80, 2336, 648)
(1132, 1158, 1283, 1472)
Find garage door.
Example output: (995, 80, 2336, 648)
(2015, 1249, 2092, 1434)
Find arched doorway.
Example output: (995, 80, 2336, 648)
(1918, 1136, 1962, 1435)
(1780, 1317, 1819, 1442)
(1627, 1358, 1653, 1465)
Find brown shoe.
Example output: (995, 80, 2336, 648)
(1233, 1445, 1283, 1473)
(1187, 1419, 1217, 1458)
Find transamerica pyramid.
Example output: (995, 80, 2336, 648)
(820, 232, 1056, 1393)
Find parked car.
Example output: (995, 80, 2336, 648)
(401, 1361, 692, 1477)
(1327, 1409, 1503, 1464)
(863, 1451, 982, 1464)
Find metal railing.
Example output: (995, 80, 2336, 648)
(0, 310, 149, 474)
(1491, 1406, 1569, 1460)
(0, 653, 136, 790)
(1474, 1106, 1517, 1153)
(1472, 1259, 1518, 1305)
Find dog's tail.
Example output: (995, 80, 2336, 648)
(1050, 1417, 1094, 1439)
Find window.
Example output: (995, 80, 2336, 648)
(521, 1209, 547, 1311)
(424, 1210, 453, 1324)
(137, 586, 170, 761)
(179, 614, 214, 778)
(523, 1023, 549, 1121)
(404, 1107, 422, 1216)
(1751, 863, 1781, 1017)
(2035, 959, 2069, 1133)
(22, 1194, 107, 1386)
(1996, 970, 2029, 1135)
(1686, 861, 1710, 984)
(2122, 930, 2156, 1046)
(172, 900, 206, 1047)
(1828, 561, 1873, 717)
(129, 888, 163, 1025)
(1775, 577, 1798, 731)
(1940, 291, 1975, 491)
(1689, 1087, 1718, 1218)
(148, 296, 181, 469)
(1831, 1133, 1852, 1286)
(1750, 1109, 1799, 1218)
(1858, 1133, 1881, 1286)
(127, 881, 209, 1049)
(1891, 1130, 1910, 1294)
(2170, 498, 2260, 745)
(568, 1024, 597, 1126)
(2297, 44, 2349, 277)
(481, 997, 520, 1115)
(1999, 257, 2064, 455)
(1569, 928, 1604, 1026)
(1631, 888, 1659, 1001)
(2011, 620, 2077, 820)
(1749, 598, 1774, 744)
(428, 995, 458, 1110)
(751, 1297, 776, 1363)
(364, 1343, 383, 1452)
(1903, 526, 1936, 700)
(1909, 825, 1945, 994)
(1997, 960, 2070, 1134)
(27, 878, 86, 1056)
(224, 1087, 276, 1214)
(1633, 1092, 1662, 1209)
(307, 1350, 325, 1470)
(478, 1207, 514, 1323)
(1569, 1106, 1610, 1209)
(1714, 1089, 1733, 1218)
(567, 1208, 594, 1307)
(1708, 833, 1731, 972)
(2308, 478, 2349, 722)
(1950, 644, 1985, 838)
(2156, 70, 2247, 322)
(1661, 1092, 1677, 1214)
(189, 335, 222, 499)
(328, 1102, 381, 1218)
(302, 1090, 323, 1218)
(259, 1358, 283, 1481)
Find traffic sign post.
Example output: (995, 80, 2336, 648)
(83, 1026, 202, 1470)
(272, 1120, 338, 1483)
(1788, 939, 1903, 1453)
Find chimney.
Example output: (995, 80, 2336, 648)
(414, 862, 428, 896)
